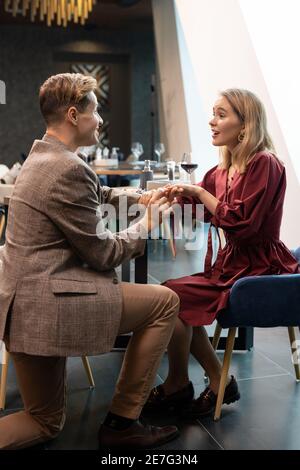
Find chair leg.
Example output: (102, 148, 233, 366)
(0, 346, 10, 410)
(288, 327, 300, 381)
(214, 327, 237, 421)
(212, 322, 222, 351)
(81, 356, 95, 388)
(0, 214, 5, 240)
(169, 236, 176, 258)
(162, 219, 176, 258)
(204, 323, 222, 383)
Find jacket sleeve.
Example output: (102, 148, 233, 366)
(211, 154, 285, 239)
(46, 163, 146, 272)
(100, 185, 141, 209)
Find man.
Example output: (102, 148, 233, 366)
(0, 73, 179, 449)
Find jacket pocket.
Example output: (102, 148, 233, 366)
(50, 279, 98, 295)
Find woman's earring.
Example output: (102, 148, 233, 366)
(238, 131, 245, 143)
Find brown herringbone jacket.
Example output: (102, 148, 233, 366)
(0, 134, 145, 356)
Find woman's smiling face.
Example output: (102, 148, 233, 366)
(209, 95, 244, 152)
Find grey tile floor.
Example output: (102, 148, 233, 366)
(2, 238, 300, 450)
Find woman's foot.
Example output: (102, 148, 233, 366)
(142, 381, 195, 414)
(182, 375, 240, 419)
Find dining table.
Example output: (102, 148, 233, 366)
(90, 160, 178, 185)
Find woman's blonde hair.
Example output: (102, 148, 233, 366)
(39, 73, 97, 125)
(219, 88, 276, 173)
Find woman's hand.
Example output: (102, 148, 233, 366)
(163, 183, 202, 201)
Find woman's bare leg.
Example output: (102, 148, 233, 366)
(162, 317, 193, 395)
(160, 322, 230, 396)
(190, 326, 230, 394)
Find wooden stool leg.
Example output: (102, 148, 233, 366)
(214, 327, 236, 421)
(288, 327, 300, 381)
(162, 219, 176, 258)
(0, 346, 10, 410)
(81, 356, 95, 389)
(168, 236, 176, 258)
(212, 322, 222, 351)
(204, 323, 222, 383)
(0, 213, 5, 239)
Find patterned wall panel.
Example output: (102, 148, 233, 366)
(70, 63, 111, 148)
(0, 26, 155, 167)
(70, 63, 110, 110)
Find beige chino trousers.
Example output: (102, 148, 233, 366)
(0, 282, 179, 449)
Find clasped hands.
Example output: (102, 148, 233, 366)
(138, 183, 203, 232)
(139, 183, 202, 206)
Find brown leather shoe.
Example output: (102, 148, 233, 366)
(182, 375, 240, 419)
(142, 381, 194, 414)
(98, 420, 179, 450)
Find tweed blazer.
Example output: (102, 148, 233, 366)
(0, 134, 145, 356)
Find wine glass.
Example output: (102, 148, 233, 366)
(180, 152, 198, 183)
(131, 142, 144, 161)
(154, 143, 165, 163)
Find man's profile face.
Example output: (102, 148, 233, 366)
(76, 91, 103, 147)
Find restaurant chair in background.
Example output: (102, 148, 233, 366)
(162, 216, 176, 258)
(0, 185, 15, 241)
(211, 246, 300, 421)
(0, 208, 5, 240)
(0, 344, 10, 410)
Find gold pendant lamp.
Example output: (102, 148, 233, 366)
(4, 0, 97, 27)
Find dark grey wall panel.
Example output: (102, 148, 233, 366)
(0, 25, 157, 166)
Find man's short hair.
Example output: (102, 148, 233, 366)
(39, 73, 97, 125)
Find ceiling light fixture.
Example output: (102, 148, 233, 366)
(4, 0, 98, 27)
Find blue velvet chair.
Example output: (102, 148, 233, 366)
(212, 247, 300, 421)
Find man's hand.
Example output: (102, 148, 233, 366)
(140, 190, 172, 232)
(138, 189, 156, 207)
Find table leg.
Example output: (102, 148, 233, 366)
(135, 240, 148, 284)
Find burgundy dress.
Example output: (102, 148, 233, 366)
(164, 151, 300, 326)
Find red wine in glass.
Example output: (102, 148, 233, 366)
(180, 163, 198, 174)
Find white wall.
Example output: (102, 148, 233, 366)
(152, 0, 191, 162)
(240, 0, 300, 185)
(154, 0, 300, 247)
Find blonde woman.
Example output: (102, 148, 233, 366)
(144, 88, 300, 418)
